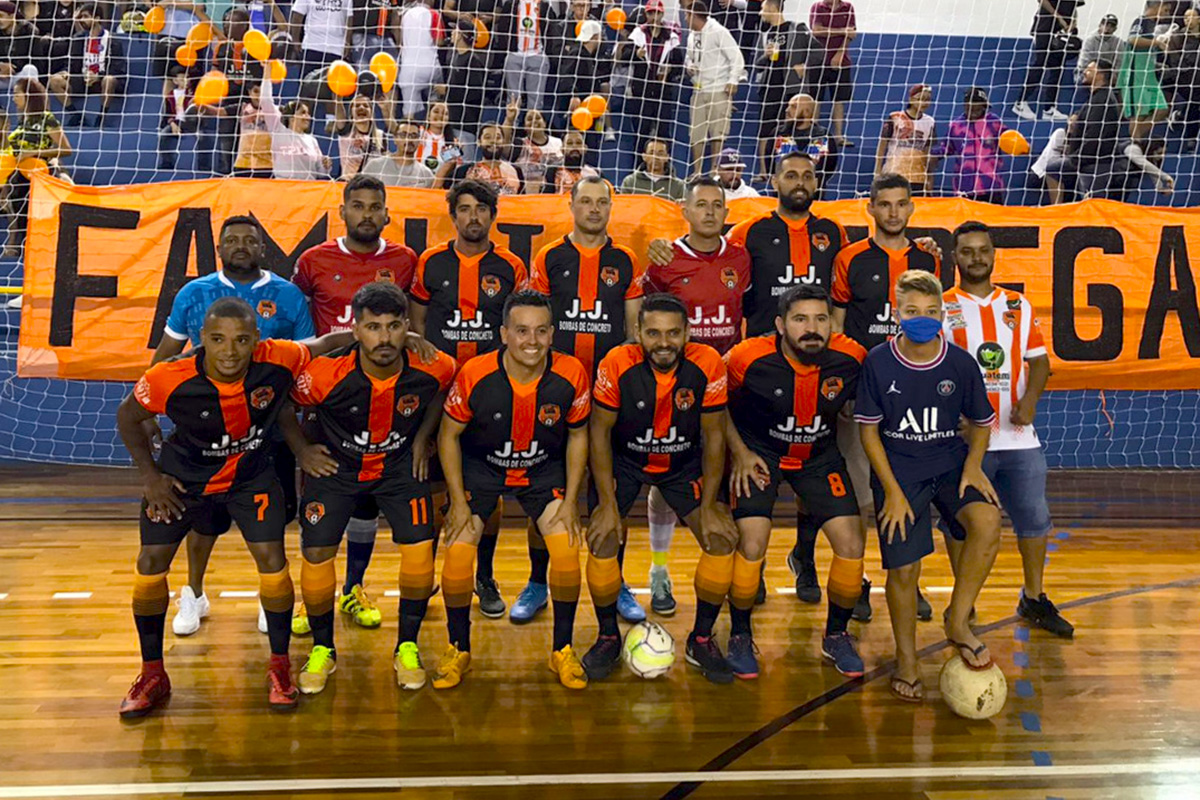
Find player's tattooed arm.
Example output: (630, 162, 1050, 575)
(412, 391, 446, 482)
(116, 394, 185, 523)
(859, 422, 912, 543)
(724, 410, 769, 498)
(586, 407, 622, 552)
(438, 416, 474, 546)
(278, 400, 338, 478)
(698, 411, 739, 551)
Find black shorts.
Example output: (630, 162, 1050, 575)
(816, 65, 853, 104)
(730, 453, 859, 527)
(140, 472, 286, 546)
(587, 457, 703, 520)
(870, 463, 991, 570)
(68, 73, 126, 97)
(465, 470, 565, 524)
(300, 474, 435, 548)
(347, 455, 444, 522)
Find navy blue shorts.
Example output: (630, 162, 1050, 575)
(871, 463, 991, 570)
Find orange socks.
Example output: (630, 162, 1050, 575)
(300, 556, 337, 617)
(729, 552, 763, 611)
(694, 552, 735, 607)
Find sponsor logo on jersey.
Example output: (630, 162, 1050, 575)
(257, 299, 277, 319)
(600, 266, 620, 287)
(481, 275, 502, 297)
(937, 379, 956, 396)
(675, 387, 695, 411)
(304, 502, 325, 525)
(1007, 297, 1022, 310)
(538, 403, 561, 427)
(720, 267, 739, 289)
(134, 376, 152, 407)
(375, 268, 395, 283)
(976, 342, 1005, 372)
(812, 232, 831, 252)
(397, 394, 420, 416)
(821, 376, 844, 400)
(250, 386, 275, 410)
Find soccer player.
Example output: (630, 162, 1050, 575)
(513, 175, 646, 625)
(637, 176, 751, 615)
(584, 294, 740, 683)
(154, 215, 314, 639)
(291, 174, 421, 633)
(724, 285, 868, 677)
(115, 298, 349, 717)
(940, 221, 1073, 638)
(410, 179, 529, 619)
(854, 270, 1001, 702)
(286, 282, 458, 693)
(435, 291, 592, 690)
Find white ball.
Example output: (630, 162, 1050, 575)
(939, 656, 1008, 719)
(622, 620, 675, 679)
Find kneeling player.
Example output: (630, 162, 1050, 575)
(724, 286, 868, 677)
(584, 294, 741, 683)
(286, 282, 457, 693)
(115, 298, 348, 716)
(854, 270, 1001, 702)
(436, 291, 592, 689)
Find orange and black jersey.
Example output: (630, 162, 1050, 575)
(593, 342, 727, 475)
(290, 345, 457, 482)
(530, 235, 645, 379)
(728, 210, 848, 337)
(133, 340, 311, 496)
(410, 240, 529, 365)
(726, 333, 866, 470)
(444, 349, 591, 487)
(830, 237, 941, 351)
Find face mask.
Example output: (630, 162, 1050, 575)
(899, 315, 942, 344)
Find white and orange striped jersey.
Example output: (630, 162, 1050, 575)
(942, 286, 1048, 451)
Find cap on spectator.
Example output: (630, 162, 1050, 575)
(963, 86, 989, 106)
(908, 83, 931, 99)
(1101, 13, 1118, 26)
(645, 0, 664, 12)
(576, 19, 602, 41)
(716, 148, 746, 169)
(456, 18, 476, 43)
(0, 2, 17, 13)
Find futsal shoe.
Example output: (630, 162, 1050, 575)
(297, 645, 337, 694)
(617, 583, 646, 622)
(787, 549, 821, 604)
(852, 578, 873, 622)
(119, 670, 171, 718)
(292, 603, 311, 635)
(916, 588, 933, 622)
(257, 605, 268, 634)
(268, 656, 299, 710)
(821, 631, 865, 677)
(432, 644, 471, 689)
(1012, 100, 1036, 121)
(509, 581, 549, 623)
(1017, 590, 1075, 639)
(394, 641, 427, 690)
(339, 585, 383, 628)
(649, 565, 677, 615)
(549, 644, 588, 689)
(475, 576, 506, 619)
(685, 632, 735, 684)
(171, 586, 209, 636)
(581, 635, 623, 680)
(726, 634, 760, 679)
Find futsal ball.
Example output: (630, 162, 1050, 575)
(623, 621, 675, 679)
(939, 656, 1008, 719)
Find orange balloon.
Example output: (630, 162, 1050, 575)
(571, 106, 594, 131)
(143, 5, 165, 34)
(269, 59, 287, 84)
(243, 29, 271, 62)
(185, 21, 212, 51)
(193, 71, 229, 106)
(368, 51, 398, 93)
(17, 157, 48, 180)
(999, 129, 1030, 156)
(326, 60, 358, 98)
(473, 17, 490, 48)
(584, 94, 607, 117)
(176, 45, 197, 68)
(0, 152, 15, 184)
(605, 7, 626, 30)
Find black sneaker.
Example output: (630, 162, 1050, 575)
(852, 578, 872, 622)
(684, 632, 735, 684)
(1018, 590, 1075, 639)
(916, 588, 933, 622)
(581, 635, 623, 680)
(787, 549, 821, 604)
(755, 561, 767, 605)
(475, 577, 506, 618)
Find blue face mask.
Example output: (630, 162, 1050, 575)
(899, 315, 942, 344)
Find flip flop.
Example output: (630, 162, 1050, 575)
(890, 675, 923, 703)
(948, 639, 994, 671)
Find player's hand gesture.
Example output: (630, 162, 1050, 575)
(297, 443, 338, 478)
(730, 448, 770, 499)
(412, 435, 433, 482)
(879, 489, 914, 544)
(1010, 397, 1036, 427)
(586, 500, 621, 553)
(143, 471, 186, 523)
(442, 498, 474, 547)
(547, 501, 582, 548)
(699, 502, 739, 551)
(404, 332, 439, 364)
(913, 236, 943, 262)
(960, 464, 1000, 506)
(646, 237, 674, 267)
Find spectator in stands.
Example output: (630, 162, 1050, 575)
(808, 0, 855, 145)
(1116, 137, 1174, 197)
(290, 0, 351, 79)
(437, 120, 524, 193)
(1122, 0, 1171, 143)
(333, 90, 388, 177)
(497, 0, 552, 113)
(625, 0, 682, 146)
(348, 0, 398, 71)
(19, 0, 47, 75)
(233, 82, 272, 177)
(436, 20, 485, 161)
(1066, 58, 1124, 198)
(754, 0, 816, 173)
(361, 117, 436, 186)
(47, 3, 125, 128)
(36, 0, 75, 77)
(875, 83, 936, 195)
(443, 0, 495, 29)
(1163, 8, 1200, 149)
(619, 136, 685, 199)
(1076, 14, 1125, 105)
(5, 76, 71, 256)
(540, 128, 600, 193)
(158, 63, 193, 171)
(397, 0, 440, 119)
(684, 0, 744, 176)
(195, 7, 261, 176)
(714, 147, 758, 197)
(713, 0, 752, 60)
(1031, 116, 1072, 204)
(767, 91, 839, 188)
(150, 0, 209, 81)
(931, 86, 1008, 204)
(559, 18, 613, 136)
(502, 103, 561, 193)
(0, 1, 38, 84)
(259, 73, 331, 179)
(246, 0, 287, 34)
(1012, 0, 1080, 123)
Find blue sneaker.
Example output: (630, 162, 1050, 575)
(726, 634, 759, 679)
(616, 583, 646, 623)
(509, 581, 548, 623)
(821, 632, 864, 677)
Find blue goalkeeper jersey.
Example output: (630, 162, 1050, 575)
(163, 269, 315, 345)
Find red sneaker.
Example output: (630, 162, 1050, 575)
(119, 671, 171, 718)
(268, 658, 298, 710)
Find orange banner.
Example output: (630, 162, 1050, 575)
(17, 175, 1200, 389)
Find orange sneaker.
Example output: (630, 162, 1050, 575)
(268, 656, 298, 710)
(119, 670, 171, 718)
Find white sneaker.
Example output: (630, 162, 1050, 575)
(258, 605, 268, 634)
(171, 586, 209, 636)
(1012, 101, 1036, 121)
(1043, 106, 1068, 122)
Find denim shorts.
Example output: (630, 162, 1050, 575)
(941, 447, 1053, 540)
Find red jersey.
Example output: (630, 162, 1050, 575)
(643, 237, 752, 355)
(292, 237, 419, 335)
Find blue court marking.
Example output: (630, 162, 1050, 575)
(1013, 652, 1030, 669)
(1015, 679, 1035, 698)
(1020, 712, 1042, 733)
(1056, 531, 1070, 540)
(1031, 752, 1053, 767)
(1014, 627, 1030, 642)
(1046, 542, 1059, 552)
(0, 496, 138, 505)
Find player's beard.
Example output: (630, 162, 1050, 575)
(347, 220, 382, 245)
(779, 190, 814, 214)
(790, 333, 827, 364)
(646, 345, 680, 371)
(962, 260, 994, 284)
(365, 344, 401, 370)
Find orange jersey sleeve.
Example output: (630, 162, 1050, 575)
(496, 246, 530, 288)
(257, 339, 312, 377)
(726, 214, 762, 249)
(827, 332, 868, 364)
(444, 355, 493, 423)
(290, 351, 355, 406)
(529, 242, 553, 294)
(410, 246, 441, 303)
(830, 247, 853, 304)
(415, 349, 460, 392)
(593, 345, 638, 410)
(133, 357, 198, 415)
(687, 343, 728, 409)
(615, 243, 646, 300)
(556, 354, 592, 426)
(724, 335, 774, 391)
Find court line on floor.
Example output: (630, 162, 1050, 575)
(660, 574, 1200, 800)
(3, 759, 1200, 797)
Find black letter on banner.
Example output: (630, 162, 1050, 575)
(404, 218, 428, 256)
(257, 212, 328, 278)
(1139, 226, 1200, 358)
(148, 208, 217, 349)
(1052, 226, 1123, 361)
(990, 226, 1040, 296)
(496, 223, 545, 267)
(50, 203, 139, 347)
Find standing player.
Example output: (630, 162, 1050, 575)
(410, 179, 529, 619)
(940, 221, 1073, 638)
(291, 174, 421, 634)
(583, 294, 741, 683)
(512, 175, 646, 626)
(286, 283, 458, 694)
(637, 176, 751, 615)
(855, 270, 1001, 702)
(115, 298, 348, 717)
(434, 291, 592, 690)
(154, 215, 314, 639)
(724, 285, 867, 678)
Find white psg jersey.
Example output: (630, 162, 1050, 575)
(942, 286, 1048, 451)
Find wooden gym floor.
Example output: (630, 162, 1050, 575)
(2, 465, 1200, 799)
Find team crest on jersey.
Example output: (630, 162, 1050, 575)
(821, 376, 844, 401)
(1002, 311, 1017, 330)
(375, 268, 395, 283)
(257, 299, 277, 319)
(397, 394, 420, 417)
(481, 275, 502, 297)
(675, 388, 696, 411)
(538, 403, 561, 426)
(600, 266, 620, 287)
(720, 267, 739, 289)
(250, 386, 275, 410)
(812, 232, 831, 252)
(304, 502, 325, 525)
(937, 380, 956, 396)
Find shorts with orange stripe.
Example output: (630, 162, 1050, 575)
(464, 471, 565, 523)
(139, 471, 285, 546)
(587, 456, 703, 519)
(726, 451, 859, 526)
(300, 474, 435, 548)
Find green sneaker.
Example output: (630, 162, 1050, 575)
(297, 645, 337, 695)
(394, 641, 427, 690)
